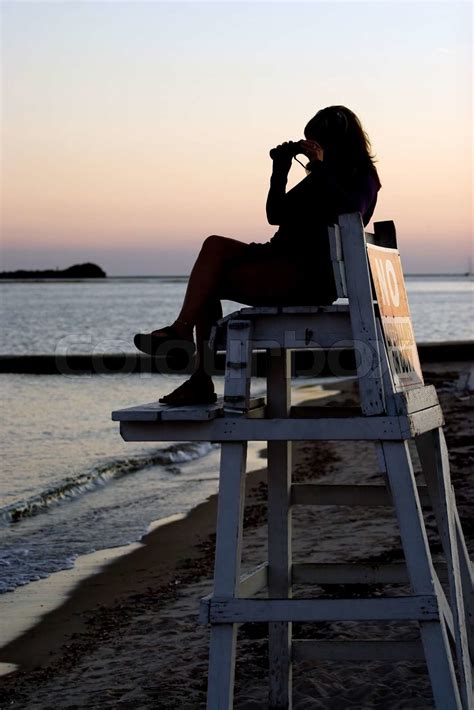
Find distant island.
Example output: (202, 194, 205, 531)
(0, 262, 107, 279)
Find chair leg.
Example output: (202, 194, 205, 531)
(207, 441, 248, 710)
(454, 504, 474, 657)
(267, 349, 292, 709)
(381, 440, 462, 710)
(222, 320, 252, 413)
(416, 429, 473, 708)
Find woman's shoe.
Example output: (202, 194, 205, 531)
(159, 374, 217, 406)
(134, 325, 196, 357)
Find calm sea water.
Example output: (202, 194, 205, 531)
(1, 276, 473, 356)
(0, 275, 472, 594)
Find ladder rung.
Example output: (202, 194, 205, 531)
(235, 562, 450, 589)
(292, 562, 449, 585)
(293, 639, 424, 662)
(293, 562, 408, 585)
(207, 596, 439, 624)
(234, 562, 450, 591)
(291, 484, 431, 507)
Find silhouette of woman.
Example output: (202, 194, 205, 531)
(134, 105, 381, 405)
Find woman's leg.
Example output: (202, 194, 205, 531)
(194, 297, 223, 374)
(159, 254, 326, 403)
(155, 235, 250, 339)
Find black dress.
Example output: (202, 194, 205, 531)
(237, 160, 380, 304)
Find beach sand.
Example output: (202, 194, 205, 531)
(0, 363, 472, 709)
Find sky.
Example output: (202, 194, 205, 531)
(1, 0, 472, 275)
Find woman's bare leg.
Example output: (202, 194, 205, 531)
(194, 297, 223, 374)
(155, 235, 249, 340)
(157, 240, 332, 403)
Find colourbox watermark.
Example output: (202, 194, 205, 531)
(53, 331, 392, 382)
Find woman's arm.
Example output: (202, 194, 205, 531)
(266, 166, 290, 225)
(265, 143, 296, 225)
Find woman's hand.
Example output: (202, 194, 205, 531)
(269, 142, 297, 172)
(298, 139, 324, 163)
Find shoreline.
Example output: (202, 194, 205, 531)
(0, 364, 472, 707)
(0, 463, 271, 675)
(0, 383, 335, 674)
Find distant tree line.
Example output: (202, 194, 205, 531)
(0, 262, 107, 279)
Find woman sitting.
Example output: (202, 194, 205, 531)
(134, 105, 381, 405)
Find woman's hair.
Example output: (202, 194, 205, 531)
(305, 105, 381, 187)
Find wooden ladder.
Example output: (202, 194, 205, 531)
(112, 213, 473, 709)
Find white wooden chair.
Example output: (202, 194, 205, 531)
(112, 213, 473, 709)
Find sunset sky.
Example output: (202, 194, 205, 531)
(1, 1, 472, 275)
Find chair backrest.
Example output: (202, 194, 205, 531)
(330, 213, 424, 414)
(329, 220, 398, 299)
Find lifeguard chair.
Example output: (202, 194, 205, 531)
(112, 213, 473, 709)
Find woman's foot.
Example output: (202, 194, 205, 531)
(134, 320, 195, 356)
(159, 371, 217, 405)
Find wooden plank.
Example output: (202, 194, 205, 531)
(239, 305, 349, 315)
(222, 320, 252, 413)
(381, 442, 440, 594)
(211, 443, 248, 595)
(112, 401, 178, 421)
(329, 223, 343, 262)
(165, 396, 265, 421)
(291, 483, 431, 507)
(381, 441, 462, 709)
(292, 562, 447, 586)
(111, 403, 204, 422)
(207, 441, 248, 710)
(208, 595, 440, 623)
(249, 312, 352, 349)
(454, 505, 474, 660)
(119, 416, 407, 442)
(294, 562, 451, 586)
(211, 308, 352, 351)
(111, 396, 265, 422)
(280, 304, 349, 314)
(266, 348, 293, 709)
(418, 430, 474, 654)
(417, 429, 472, 707)
(199, 596, 211, 625)
(239, 563, 268, 597)
(329, 223, 347, 298)
(339, 212, 385, 415)
(293, 562, 411, 585)
(433, 571, 455, 640)
(375, 317, 398, 416)
(207, 626, 238, 710)
(394, 385, 439, 415)
(293, 640, 424, 662)
(239, 306, 280, 315)
(406, 406, 444, 437)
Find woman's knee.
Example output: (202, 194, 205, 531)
(201, 234, 227, 253)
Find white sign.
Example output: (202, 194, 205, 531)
(367, 245, 424, 391)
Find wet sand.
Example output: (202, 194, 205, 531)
(0, 364, 472, 709)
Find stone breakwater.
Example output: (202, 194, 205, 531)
(0, 341, 472, 375)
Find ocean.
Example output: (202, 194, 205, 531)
(0, 275, 472, 595)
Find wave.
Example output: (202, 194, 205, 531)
(0, 441, 218, 525)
